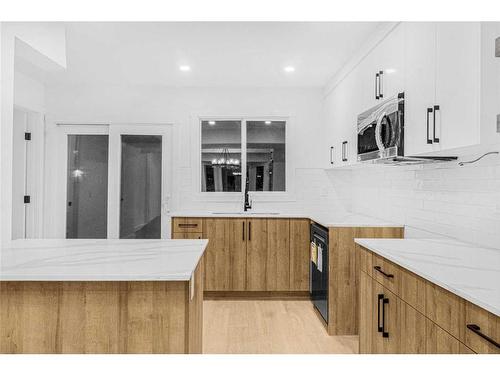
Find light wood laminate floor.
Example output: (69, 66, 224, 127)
(203, 300, 359, 354)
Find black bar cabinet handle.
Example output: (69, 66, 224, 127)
(242, 221, 245, 241)
(378, 70, 384, 99)
(248, 221, 251, 241)
(382, 298, 389, 338)
(377, 294, 384, 332)
(427, 107, 433, 144)
(373, 265, 394, 279)
(375, 73, 379, 100)
(330, 146, 334, 165)
(467, 324, 500, 349)
(342, 141, 348, 162)
(433, 105, 440, 143)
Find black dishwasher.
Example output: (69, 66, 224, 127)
(310, 222, 329, 323)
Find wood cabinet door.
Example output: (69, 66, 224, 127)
(227, 218, 247, 291)
(289, 219, 310, 292)
(359, 271, 374, 354)
(426, 318, 468, 354)
(203, 218, 230, 291)
(399, 301, 426, 353)
(245, 219, 268, 291)
(372, 281, 401, 353)
(266, 219, 290, 291)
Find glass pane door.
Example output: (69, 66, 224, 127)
(66, 135, 109, 238)
(119, 135, 162, 239)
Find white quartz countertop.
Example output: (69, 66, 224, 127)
(169, 211, 403, 228)
(0, 239, 208, 281)
(354, 238, 500, 316)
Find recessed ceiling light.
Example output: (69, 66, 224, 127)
(284, 66, 295, 73)
(179, 65, 191, 72)
(208, 121, 216, 125)
(265, 121, 271, 125)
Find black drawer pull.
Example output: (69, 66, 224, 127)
(426, 107, 433, 144)
(377, 294, 384, 333)
(374, 265, 394, 279)
(382, 297, 389, 338)
(178, 223, 198, 228)
(433, 105, 440, 143)
(467, 324, 500, 349)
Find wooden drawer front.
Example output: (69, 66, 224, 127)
(426, 318, 473, 354)
(358, 245, 373, 276)
(172, 218, 203, 233)
(399, 268, 426, 314)
(425, 283, 465, 340)
(465, 302, 500, 354)
(372, 254, 400, 296)
(172, 232, 202, 239)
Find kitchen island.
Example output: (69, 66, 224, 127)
(0, 239, 208, 354)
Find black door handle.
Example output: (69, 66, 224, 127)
(330, 146, 334, 165)
(433, 105, 440, 143)
(467, 324, 500, 349)
(378, 70, 384, 99)
(427, 107, 433, 144)
(377, 294, 384, 333)
(375, 73, 380, 100)
(242, 221, 245, 241)
(342, 141, 348, 162)
(248, 221, 251, 241)
(382, 297, 389, 338)
(374, 265, 394, 279)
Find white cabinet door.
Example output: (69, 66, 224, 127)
(435, 22, 481, 151)
(403, 22, 438, 156)
(480, 22, 500, 145)
(377, 24, 405, 101)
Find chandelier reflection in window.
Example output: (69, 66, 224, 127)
(211, 148, 240, 172)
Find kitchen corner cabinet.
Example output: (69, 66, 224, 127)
(171, 217, 310, 294)
(358, 244, 500, 354)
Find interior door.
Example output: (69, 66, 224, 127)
(108, 124, 172, 239)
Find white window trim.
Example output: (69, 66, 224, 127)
(194, 115, 295, 202)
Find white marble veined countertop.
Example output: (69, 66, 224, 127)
(355, 238, 500, 316)
(0, 239, 208, 281)
(169, 211, 403, 228)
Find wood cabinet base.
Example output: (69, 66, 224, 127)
(204, 291, 310, 300)
(0, 265, 203, 354)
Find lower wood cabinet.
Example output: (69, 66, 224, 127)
(358, 244, 499, 354)
(172, 217, 310, 294)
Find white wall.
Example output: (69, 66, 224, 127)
(43, 84, 349, 237)
(1, 22, 66, 244)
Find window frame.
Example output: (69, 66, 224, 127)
(198, 116, 290, 196)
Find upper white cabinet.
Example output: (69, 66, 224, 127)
(324, 22, 498, 168)
(403, 22, 438, 156)
(404, 22, 481, 155)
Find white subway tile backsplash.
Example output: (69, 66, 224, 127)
(341, 147, 500, 249)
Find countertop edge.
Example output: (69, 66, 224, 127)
(354, 239, 500, 317)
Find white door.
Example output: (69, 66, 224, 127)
(404, 22, 439, 156)
(435, 22, 481, 151)
(62, 123, 172, 239)
(108, 124, 173, 239)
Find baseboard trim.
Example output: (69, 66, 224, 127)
(204, 291, 310, 300)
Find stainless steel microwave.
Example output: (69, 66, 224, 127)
(357, 92, 405, 162)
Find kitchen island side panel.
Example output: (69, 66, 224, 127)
(0, 277, 203, 354)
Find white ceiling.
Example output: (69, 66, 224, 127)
(43, 22, 383, 87)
